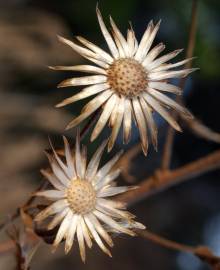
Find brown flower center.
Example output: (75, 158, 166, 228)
(66, 179, 96, 214)
(107, 58, 148, 97)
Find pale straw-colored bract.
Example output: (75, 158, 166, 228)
(50, 7, 197, 155)
(35, 134, 145, 262)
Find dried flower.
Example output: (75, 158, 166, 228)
(50, 7, 197, 155)
(35, 135, 145, 262)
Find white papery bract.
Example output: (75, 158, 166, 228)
(35, 135, 145, 262)
(50, 7, 197, 155)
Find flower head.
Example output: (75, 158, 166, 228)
(35, 134, 145, 262)
(51, 7, 197, 155)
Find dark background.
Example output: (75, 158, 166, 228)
(0, 0, 220, 269)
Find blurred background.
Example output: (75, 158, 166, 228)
(0, 0, 220, 269)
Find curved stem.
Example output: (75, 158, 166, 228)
(137, 230, 220, 268)
(117, 149, 220, 205)
(161, 0, 198, 170)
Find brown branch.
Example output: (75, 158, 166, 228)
(137, 230, 220, 269)
(117, 143, 142, 183)
(161, 0, 198, 170)
(181, 116, 220, 143)
(117, 149, 220, 205)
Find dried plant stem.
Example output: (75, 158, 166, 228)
(117, 149, 220, 205)
(161, 0, 198, 170)
(137, 230, 220, 269)
(117, 143, 142, 182)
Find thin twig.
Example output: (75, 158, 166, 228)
(117, 149, 220, 205)
(181, 116, 220, 143)
(117, 144, 142, 183)
(161, 0, 198, 170)
(137, 230, 220, 269)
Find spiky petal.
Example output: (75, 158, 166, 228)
(35, 136, 145, 261)
(51, 7, 196, 155)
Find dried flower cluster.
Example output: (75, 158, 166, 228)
(50, 7, 196, 155)
(35, 6, 197, 262)
(35, 135, 145, 261)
